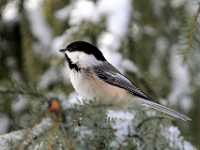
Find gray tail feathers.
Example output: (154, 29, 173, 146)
(139, 99, 191, 122)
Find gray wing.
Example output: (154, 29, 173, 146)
(93, 62, 152, 100)
(93, 62, 191, 121)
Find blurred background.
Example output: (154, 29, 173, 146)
(0, 0, 200, 149)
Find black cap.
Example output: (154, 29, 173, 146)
(65, 41, 106, 61)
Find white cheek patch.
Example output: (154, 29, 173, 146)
(66, 51, 102, 67)
(66, 51, 79, 64)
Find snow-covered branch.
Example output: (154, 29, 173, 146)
(0, 117, 53, 150)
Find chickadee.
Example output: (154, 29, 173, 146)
(60, 41, 191, 121)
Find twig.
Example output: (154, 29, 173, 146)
(136, 116, 165, 130)
(0, 89, 44, 98)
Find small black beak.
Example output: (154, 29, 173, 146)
(59, 49, 66, 53)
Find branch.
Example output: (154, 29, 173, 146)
(0, 117, 53, 150)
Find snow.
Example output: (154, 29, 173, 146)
(69, 0, 99, 25)
(162, 126, 196, 150)
(0, 117, 53, 150)
(12, 95, 27, 113)
(0, 114, 10, 134)
(122, 59, 139, 73)
(185, 1, 199, 16)
(75, 126, 92, 139)
(97, 0, 131, 38)
(38, 66, 62, 89)
(98, 32, 120, 51)
(168, 46, 192, 112)
(96, 0, 131, 52)
(24, 0, 52, 48)
(51, 27, 80, 56)
(61, 92, 83, 109)
(51, 34, 67, 56)
(2, 0, 19, 22)
(55, 6, 71, 21)
(98, 33, 138, 73)
(107, 110, 135, 143)
(67, 0, 131, 37)
(96, 0, 138, 73)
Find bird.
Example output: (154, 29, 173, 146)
(59, 41, 191, 122)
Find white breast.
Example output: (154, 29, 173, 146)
(69, 70, 98, 99)
(69, 69, 128, 105)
